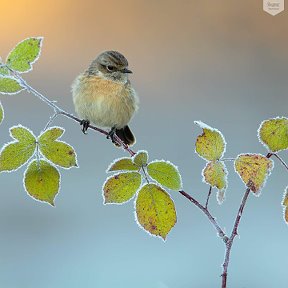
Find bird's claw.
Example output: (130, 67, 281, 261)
(80, 120, 90, 134)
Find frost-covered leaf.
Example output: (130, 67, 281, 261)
(0, 76, 24, 94)
(135, 183, 177, 240)
(133, 150, 148, 166)
(0, 101, 3, 124)
(24, 159, 60, 206)
(284, 208, 288, 225)
(6, 37, 43, 73)
(107, 158, 138, 172)
(38, 127, 77, 169)
(195, 121, 226, 161)
(282, 187, 288, 207)
(203, 161, 227, 204)
(147, 160, 182, 190)
(0, 125, 36, 172)
(0, 61, 9, 75)
(283, 187, 288, 224)
(103, 172, 142, 204)
(234, 154, 273, 195)
(258, 117, 288, 152)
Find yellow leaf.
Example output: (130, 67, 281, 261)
(135, 184, 177, 240)
(202, 161, 228, 204)
(195, 121, 226, 161)
(103, 172, 142, 204)
(107, 158, 138, 172)
(282, 187, 288, 207)
(258, 117, 288, 152)
(0, 125, 36, 172)
(133, 150, 148, 167)
(24, 159, 60, 206)
(234, 154, 273, 195)
(38, 127, 77, 169)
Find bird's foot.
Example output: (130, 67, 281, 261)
(80, 120, 90, 134)
(107, 127, 117, 144)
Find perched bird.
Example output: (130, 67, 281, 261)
(71, 51, 138, 146)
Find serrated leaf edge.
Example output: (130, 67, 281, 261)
(0, 124, 36, 173)
(0, 101, 4, 124)
(22, 158, 61, 207)
(147, 159, 183, 190)
(234, 153, 274, 197)
(257, 116, 288, 152)
(6, 37, 44, 74)
(38, 126, 78, 170)
(132, 149, 149, 165)
(102, 171, 142, 206)
(106, 156, 137, 173)
(282, 186, 288, 225)
(194, 120, 227, 161)
(133, 183, 177, 242)
(0, 75, 25, 95)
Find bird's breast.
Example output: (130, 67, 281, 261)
(72, 74, 138, 128)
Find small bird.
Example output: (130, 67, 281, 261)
(71, 51, 139, 146)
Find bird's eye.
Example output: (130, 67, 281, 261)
(106, 65, 115, 72)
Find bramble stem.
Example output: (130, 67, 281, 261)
(10, 71, 136, 156)
(221, 188, 250, 287)
(205, 186, 212, 209)
(220, 152, 273, 287)
(179, 190, 228, 243)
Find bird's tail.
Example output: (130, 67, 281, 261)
(115, 125, 135, 146)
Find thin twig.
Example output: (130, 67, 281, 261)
(141, 166, 150, 183)
(44, 112, 59, 131)
(221, 152, 273, 287)
(272, 153, 288, 171)
(179, 190, 228, 243)
(221, 188, 250, 288)
(8, 70, 136, 156)
(205, 186, 212, 209)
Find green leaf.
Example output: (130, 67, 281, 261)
(6, 37, 43, 73)
(0, 101, 3, 124)
(133, 150, 149, 166)
(24, 159, 60, 206)
(107, 158, 138, 172)
(147, 160, 182, 190)
(258, 117, 288, 152)
(0, 60, 9, 75)
(203, 161, 228, 204)
(234, 154, 273, 195)
(0, 125, 36, 172)
(195, 121, 226, 161)
(135, 183, 177, 240)
(0, 76, 24, 94)
(38, 127, 77, 169)
(103, 172, 142, 204)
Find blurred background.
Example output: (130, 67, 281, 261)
(0, 0, 287, 287)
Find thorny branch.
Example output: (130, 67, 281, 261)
(179, 190, 228, 243)
(221, 152, 273, 287)
(11, 71, 136, 156)
(6, 70, 287, 288)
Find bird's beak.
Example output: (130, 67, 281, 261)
(122, 68, 132, 74)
